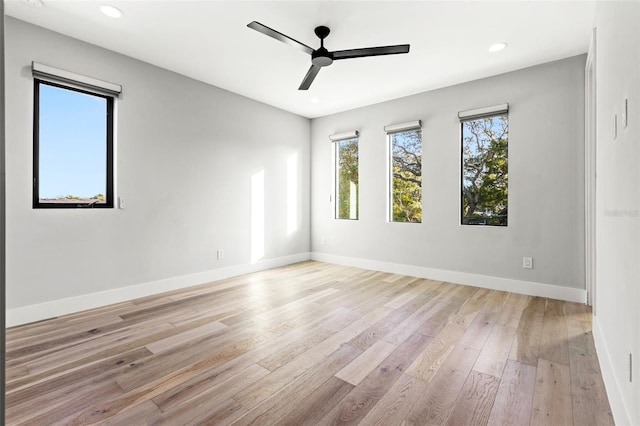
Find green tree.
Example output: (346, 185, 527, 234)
(462, 116, 508, 225)
(391, 130, 422, 222)
(336, 138, 359, 219)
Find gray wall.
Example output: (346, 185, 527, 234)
(5, 17, 311, 311)
(311, 55, 586, 290)
(593, 2, 640, 424)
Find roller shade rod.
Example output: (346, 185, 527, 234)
(458, 103, 509, 121)
(32, 62, 122, 96)
(384, 120, 422, 133)
(329, 130, 359, 141)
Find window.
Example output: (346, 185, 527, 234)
(388, 124, 422, 223)
(334, 136, 359, 220)
(33, 79, 114, 208)
(460, 113, 508, 226)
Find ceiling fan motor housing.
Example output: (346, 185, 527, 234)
(312, 48, 333, 67)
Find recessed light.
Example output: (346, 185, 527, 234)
(310, 97, 321, 104)
(489, 42, 508, 53)
(99, 4, 123, 18)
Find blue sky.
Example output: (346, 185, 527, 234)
(39, 84, 106, 199)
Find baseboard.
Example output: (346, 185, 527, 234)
(311, 252, 586, 303)
(6, 252, 311, 327)
(593, 316, 633, 426)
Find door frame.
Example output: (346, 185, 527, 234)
(585, 27, 597, 311)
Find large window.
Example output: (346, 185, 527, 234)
(389, 127, 422, 223)
(33, 79, 114, 208)
(335, 137, 359, 220)
(461, 114, 508, 226)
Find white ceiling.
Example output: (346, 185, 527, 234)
(5, 0, 596, 118)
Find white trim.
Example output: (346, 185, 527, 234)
(585, 28, 597, 310)
(311, 252, 586, 303)
(6, 252, 311, 327)
(329, 130, 359, 141)
(384, 120, 422, 133)
(32, 61, 122, 96)
(458, 103, 509, 121)
(593, 317, 633, 426)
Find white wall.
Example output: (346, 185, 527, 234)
(592, 2, 640, 425)
(311, 56, 586, 299)
(1, 0, 7, 415)
(5, 18, 311, 324)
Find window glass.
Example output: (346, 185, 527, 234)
(335, 138, 359, 220)
(461, 115, 508, 225)
(390, 129, 422, 223)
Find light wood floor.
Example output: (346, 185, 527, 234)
(6, 261, 613, 425)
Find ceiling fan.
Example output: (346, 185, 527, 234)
(247, 21, 411, 90)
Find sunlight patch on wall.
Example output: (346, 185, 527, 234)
(251, 170, 265, 263)
(287, 153, 298, 236)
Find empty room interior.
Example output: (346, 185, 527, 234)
(1, 0, 639, 425)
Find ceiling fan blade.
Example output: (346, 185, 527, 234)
(298, 65, 322, 90)
(333, 44, 410, 60)
(247, 21, 314, 55)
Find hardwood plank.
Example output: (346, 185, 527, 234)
(447, 298, 484, 329)
(509, 296, 545, 366)
(564, 301, 591, 323)
(12, 381, 124, 425)
(100, 400, 164, 426)
(230, 344, 361, 425)
(335, 340, 398, 386)
(145, 320, 227, 354)
(459, 309, 499, 350)
(487, 359, 537, 426)
(346, 306, 415, 352)
(382, 299, 444, 344)
(473, 324, 517, 377)
(497, 293, 531, 327)
(274, 377, 355, 426)
(405, 322, 466, 382)
(161, 397, 247, 426)
(152, 363, 270, 412)
(530, 358, 572, 426)
(566, 319, 615, 426)
(6, 347, 152, 412)
(316, 333, 432, 426)
(256, 287, 340, 321)
(403, 344, 480, 426)
(414, 298, 465, 338)
(445, 370, 500, 426)
(384, 289, 423, 309)
(231, 307, 392, 410)
(538, 300, 570, 366)
(357, 373, 422, 426)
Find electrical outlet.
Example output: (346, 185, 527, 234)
(523, 257, 533, 269)
(217, 249, 224, 260)
(321, 238, 327, 246)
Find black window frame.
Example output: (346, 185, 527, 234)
(33, 78, 114, 209)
